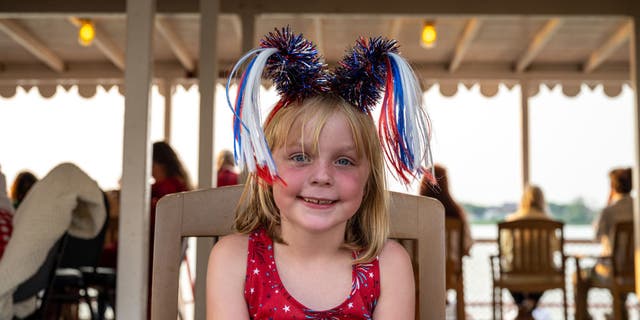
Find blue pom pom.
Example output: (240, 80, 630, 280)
(260, 27, 330, 103)
(332, 37, 399, 112)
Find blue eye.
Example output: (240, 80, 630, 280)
(336, 158, 354, 166)
(290, 153, 310, 163)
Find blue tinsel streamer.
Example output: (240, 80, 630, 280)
(260, 27, 329, 103)
(332, 37, 399, 112)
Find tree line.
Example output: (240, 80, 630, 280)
(463, 198, 597, 225)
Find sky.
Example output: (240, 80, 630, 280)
(0, 82, 634, 210)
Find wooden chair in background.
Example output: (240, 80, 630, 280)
(151, 185, 445, 320)
(490, 219, 568, 320)
(445, 217, 465, 320)
(574, 221, 635, 320)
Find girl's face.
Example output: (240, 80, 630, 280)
(272, 111, 371, 235)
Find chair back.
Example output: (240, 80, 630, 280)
(58, 192, 109, 269)
(611, 221, 635, 288)
(151, 185, 445, 320)
(445, 217, 464, 288)
(497, 219, 564, 276)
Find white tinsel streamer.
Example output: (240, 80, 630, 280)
(226, 48, 279, 176)
(388, 53, 433, 175)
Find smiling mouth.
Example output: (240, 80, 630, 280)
(300, 197, 336, 205)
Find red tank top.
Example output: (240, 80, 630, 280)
(244, 229, 380, 319)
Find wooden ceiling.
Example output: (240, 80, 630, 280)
(0, 0, 636, 92)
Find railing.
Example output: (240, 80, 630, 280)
(457, 237, 639, 320)
(177, 233, 638, 320)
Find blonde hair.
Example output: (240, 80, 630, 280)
(519, 185, 546, 212)
(234, 94, 388, 263)
(216, 149, 235, 171)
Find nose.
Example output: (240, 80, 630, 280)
(310, 161, 333, 186)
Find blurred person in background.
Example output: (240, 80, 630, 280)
(0, 165, 14, 260)
(420, 164, 473, 255)
(149, 141, 192, 310)
(503, 185, 557, 320)
(216, 149, 239, 187)
(574, 167, 633, 320)
(10, 171, 38, 210)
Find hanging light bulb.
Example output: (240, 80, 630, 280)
(78, 19, 95, 46)
(421, 20, 437, 49)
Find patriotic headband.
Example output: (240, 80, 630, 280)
(226, 27, 434, 185)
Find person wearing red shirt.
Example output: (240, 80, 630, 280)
(149, 141, 191, 313)
(216, 150, 239, 187)
(0, 166, 14, 260)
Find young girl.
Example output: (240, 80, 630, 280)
(207, 28, 433, 319)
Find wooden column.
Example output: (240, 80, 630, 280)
(520, 81, 530, 188)
(194, 0, 220, 319)
(162, 79, 173, 144)
(630, 16, 640, 296)
(117, 0, 156, 318)
(236, 11, 256, 185)
(241, 11, 255, 53)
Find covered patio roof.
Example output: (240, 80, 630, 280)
(0, 10, 633, 97)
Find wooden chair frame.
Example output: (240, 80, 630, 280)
(574, 221, 635, 320)
(490, 219, 568, 320)
(445, 217, 466, 320)
(151, 185, 445, 320)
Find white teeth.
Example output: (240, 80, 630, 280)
(303, 197, 334, 205)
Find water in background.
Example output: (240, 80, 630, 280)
(460, 224, 638, 320)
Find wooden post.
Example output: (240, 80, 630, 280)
(117, 0, 156, 318)
(236, 11, 256, 185)
(630, 16, 640, 297)
(162, 79, 173, 144)
(520, 81, 530, 188)
(194, 0, 219, 319)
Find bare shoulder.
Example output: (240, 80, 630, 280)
(378, 239, 412, 270)
(373, 239, 415, 319)
(212, 233, 250, 252)
(209, 233, 249, 271)
(207, 234, 249, 289)
(207, 233, 250, 319)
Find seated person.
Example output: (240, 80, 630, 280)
(503, 185, 557, 320)
(0, 165, 14, 260)
(10, 171, 38, 210)
(99, 189, 120, 268)
(0, 163, 106, 319)
(574, 167, 633, 320)
(216, 150, 239, 187)
(420, 164, 473, 256)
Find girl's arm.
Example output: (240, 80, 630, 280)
(206, 233, 250, 320)
(372, 240, 416, 319)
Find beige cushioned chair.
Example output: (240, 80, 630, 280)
(151, 185, 445, 319)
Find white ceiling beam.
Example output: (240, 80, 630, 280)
(583, 21, 632, 73)
(0, 61, 630, 85)
(0, 61, 187, 84)
(69, 17, 125, 71)
(389, 17, 403, 39)
(155, 16, 195, 72)
(515, 18, 562, 73)
(0, 18, 65, 72)
(449, 17, 481, 73)
(313, 16, 324, 54)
